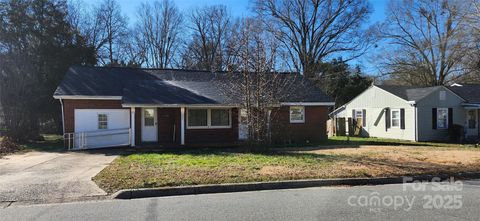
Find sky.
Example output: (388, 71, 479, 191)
(82, 0, 390, 74)
(109, 0, 388, 25)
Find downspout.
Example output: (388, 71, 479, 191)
(414, 104, 418, 142)
(60, 98, 65, 135)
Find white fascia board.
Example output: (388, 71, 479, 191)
(53, 95, 122, 100)
(122, 104, 240, 108)
(280, 102, 335, 106)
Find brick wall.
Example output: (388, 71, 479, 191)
(271, 106, 328, 144)
(62, 99, 126, 133)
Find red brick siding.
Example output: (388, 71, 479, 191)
(271, 106, 328, 144)
(185, 108, 239, 145)
(62, 99, 126, 133)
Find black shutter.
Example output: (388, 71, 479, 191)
(448, 108, 453, 128)
(362, 109, 366, 127)
(385, 108, 390, 131)
(400, 108, 405, 130)
(432, 108, 437, 129)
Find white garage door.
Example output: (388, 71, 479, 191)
(74, 109, 131, 149)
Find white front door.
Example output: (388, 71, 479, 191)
(142, 108, 157, 142)
(466, 110, 478, 137)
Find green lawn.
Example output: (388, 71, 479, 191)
(93, 150, 343, 192)
(94, 138, 480, 193)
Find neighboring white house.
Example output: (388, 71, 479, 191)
(330, 84, 468, 142)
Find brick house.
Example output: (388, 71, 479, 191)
(53, 66, 334, 149)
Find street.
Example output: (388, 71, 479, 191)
(1, 179, 479, 221)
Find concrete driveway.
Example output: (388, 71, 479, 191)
(0, 151, 118, 204)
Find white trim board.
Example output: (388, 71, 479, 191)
(53, 95, 122, 100)
(281, 102, 335, 106)
(122, 104, 240, 108)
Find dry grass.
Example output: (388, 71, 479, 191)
(93, 144, 480, 193)
(304, 145, 480, 177)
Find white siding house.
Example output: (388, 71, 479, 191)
(331, 85, 466, 142)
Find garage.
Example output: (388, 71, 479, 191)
(73, 109, 131, 149)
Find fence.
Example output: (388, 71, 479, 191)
(64, 128, 131, 150)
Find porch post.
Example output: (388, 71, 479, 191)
(130, 107, 135, 147)
(181, 107, 185, 145)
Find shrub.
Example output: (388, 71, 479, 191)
(0, 137, 22, 156)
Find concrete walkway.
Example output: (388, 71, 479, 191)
(0, 151, 118, 204)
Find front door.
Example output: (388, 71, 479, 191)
(466, 109, 478, 138)
(142, 108, 157, 142)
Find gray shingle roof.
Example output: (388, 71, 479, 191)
(375, 84, 443, 102)
(54, 66, 333, 105)
(449, 84, 480, 103)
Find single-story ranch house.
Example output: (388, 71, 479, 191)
(53, 66, 334, 149)
(330, 84, 480, 142)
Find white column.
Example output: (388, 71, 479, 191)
(130, 107, 136, 147)
(181, 107, 185, 145)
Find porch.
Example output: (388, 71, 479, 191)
(65, 106, 240, 150)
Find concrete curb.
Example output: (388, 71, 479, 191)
(112, 172, 480, 199)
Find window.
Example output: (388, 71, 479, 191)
(144, 109, 155, 126)
(437, 108, 448, 129)
(211, 109, 230, 126)
(98, 114, 108, 129)
(290, 106, 305, 123)
(468, 110, 476, 129)
(187, 109, 208, 127)
(391, 109, 400, 127)
(439, 91, 446, 100)
(187, 108, 231, 128)
(354, 110, 363, 120)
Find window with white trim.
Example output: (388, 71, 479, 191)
(290, 106, 305, 123)
(98, 114, 108, 129)
(354, 110, 363, 121)
(437, 108, 448, 129)
(391, 109, 400, 128)
(211, 109, 230, 126)
(187, 108, 231, 128)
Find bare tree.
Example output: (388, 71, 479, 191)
(92, 0, 129, 66)
(255, 0, 372, 78)
(458, 0, 480, 82)
(380, 0, 475, 86)
(135, 0, 183, 68)
(182, 5, 231, 71)
(221, 18, 303, 148)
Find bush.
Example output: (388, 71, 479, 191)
(0, 137, 22, 156)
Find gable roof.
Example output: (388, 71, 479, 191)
(54, 66, 333, 106)
(375, 84, 444, 102)
(449, 84, 480, 103)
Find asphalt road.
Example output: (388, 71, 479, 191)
(1, 179, 479, 221)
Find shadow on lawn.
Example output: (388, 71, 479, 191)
(115, 146, 349, 163)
